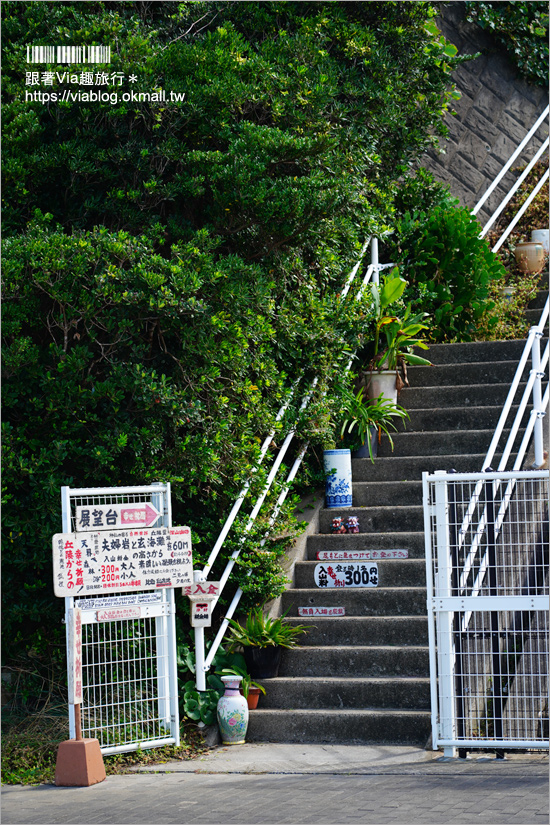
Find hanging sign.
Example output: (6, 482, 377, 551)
(75, 502, 160, 531)
(317, 550, 408, 561)
(314, 562, 378, 588)
(184, 581, 220, 628)
(298, 606, 345, 617)
(67, 607, 83, 704)
(52, 526, 192, 597)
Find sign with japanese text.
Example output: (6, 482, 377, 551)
(314, 562, 378, 588)
(52, 526, 192, 597)
(316, 550, 408, 561)
(75, 502, 160, 531)
(184, 581, 220, 627)
(67, 608, 83, 704)
(298, 606, 345, 617)
(76, 592, 163, 610)
(97, 606, 141, 622)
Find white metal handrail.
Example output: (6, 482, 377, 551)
(194, 237, 386, 689)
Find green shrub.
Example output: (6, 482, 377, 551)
(465, 1, 549, 87)
(389, 202, 506, 341)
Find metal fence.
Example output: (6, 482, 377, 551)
(61, 483, 180, 754)
(424, 469, 549, 755)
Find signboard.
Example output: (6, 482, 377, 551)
(298, 606, 345, 617)
(314, 562, 378, 588)
(97, 607, 141, 622)
(52, 526, 192, 597)
(75, 502, 160, 531)
(76, 592, 163, 610)
(67, 608, 83, 704)
(183, 581, 220, 628)
(316, 550, 408, 561)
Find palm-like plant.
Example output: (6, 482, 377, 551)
(227, 610, 309, 649)
(340, 389, 409, 462)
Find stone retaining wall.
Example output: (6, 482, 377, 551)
(421, 2, 549, 226)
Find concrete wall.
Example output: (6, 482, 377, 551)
(421, 2, 549, 226)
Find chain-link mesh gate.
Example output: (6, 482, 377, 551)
(61, 484, 180, 754)
(423, 469, 549, 754)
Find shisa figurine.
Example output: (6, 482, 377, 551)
(331, 517, 347, 534)
(345, 516, 360, 534)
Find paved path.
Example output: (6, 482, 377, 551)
(2, 744, 548, 825)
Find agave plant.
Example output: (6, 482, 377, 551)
(227, 609, 309, 649)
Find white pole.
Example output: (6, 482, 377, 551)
(371, 237, 379, 285)
(532, 332, 545, 467)
(193, 570, 207, 692)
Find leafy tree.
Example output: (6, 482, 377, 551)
(2, 1, 462, 661)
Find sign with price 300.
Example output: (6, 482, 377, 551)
(314, 562, 378, 588)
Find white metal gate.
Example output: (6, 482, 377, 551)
(423, 469, 549, 755)
(61, 483, 180, 754)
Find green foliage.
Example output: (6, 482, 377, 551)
(366, 269, 432, 369)
(2, 1, 463, 662)
(227, 609, 310, 649)
(339, 390, 409, 460)
(388, 198, 506, 342)
(216, 666, 266, 699)
(465, 1, 549, 87)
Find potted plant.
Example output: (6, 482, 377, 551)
(227, 609, 310, 678)
(340, 388, 409, 461)
(217, 665, 266, 709)
(364, 269, 431, 403)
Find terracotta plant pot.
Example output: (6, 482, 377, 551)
(240, 686, 262, 709)
(514, 242, 545, 274)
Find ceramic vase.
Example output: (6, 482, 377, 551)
(514, 242, 545, 273)
(323, 449, 352, 508)
(217, 676, 248, 745)
(531, 229, 549, 254)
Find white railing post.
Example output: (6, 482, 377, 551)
(531, 330, 545, 467)
(433, 471, 456, 757)
(371, 236, 379, 285)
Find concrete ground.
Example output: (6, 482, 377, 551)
(2, 744, 548, 825)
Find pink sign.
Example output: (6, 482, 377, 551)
(298, 607, 345, 617)
(317, 550, 408, 560)
(97, 607, 141, 622)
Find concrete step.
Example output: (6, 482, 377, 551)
(352, 481, 421, 507)
(246, 708, 432, 745)
(525, 307, 549, 327)
(294, 559, 426, 588)
(319, 506, 423, 534)
(396, 405, 521, 433)
(307, 532, 425, 559)
(425, 339, 527, 365)
(407, 360, 523, 387)
(351, 453, 494, 481)
(278, 646, 429, 678)
(284, 616, 428, 646)
(528, 290, 549, 310)
(400, 383, 522, 409)
(281, 587, 427, 617)
(259, 677, 431, 710)
(376, 428, 515, 458)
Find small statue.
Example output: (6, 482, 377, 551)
(331, 517, 347, 534)
(345, 516, 360, 534)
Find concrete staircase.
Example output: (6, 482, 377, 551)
(247, 288, 548, 746)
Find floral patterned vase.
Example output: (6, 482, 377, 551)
(217, 676, 249, 745)
(324, 449, 352, 508)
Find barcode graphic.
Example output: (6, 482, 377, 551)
(26, 45, 111, 64)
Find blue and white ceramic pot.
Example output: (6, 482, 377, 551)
(217, 676, 249, 745)
(323, 449, 352, 508)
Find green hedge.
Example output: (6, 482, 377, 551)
(2, 1, 462, 663)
